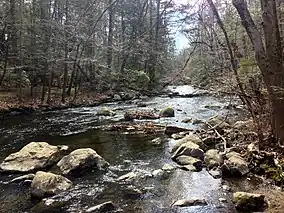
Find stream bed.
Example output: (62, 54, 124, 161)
(0, 86, 245, 213)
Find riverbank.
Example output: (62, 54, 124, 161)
(1, 85, 282, 213)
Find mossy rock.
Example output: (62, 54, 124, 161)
(160, 107, 175, 117)
(233, 192, 266, 212)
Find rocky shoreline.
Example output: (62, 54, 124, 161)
(0, 111, 276, 212)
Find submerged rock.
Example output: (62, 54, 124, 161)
(86, 201, 116, 213)
(152, 169, 170, 179)
(233, 192, 266, 211)
(150, 137, 162, 145)
(160, 107, 175, 117)
(208, 168, 222, 179)
(9, 173, 35, 184)
(124, 110, 159, 121)
(97, 107, 116, 116)
(182, 118, 192, 123)
(165, 126, 192, 135)
(31, 198, 68, 213)
(162, 164, 175, 172)
(0, 142, 67, 173)
(221, 152, 249, 176)
(204, 149, 223, 169)
(113, 94, 122, 101)
(57, 148, 109, 176)
(31, 171, 72, 198)
(179, 164, 197, 172)
(123, 185, 143, 199)
(117, 172, 137, 182)
(172, 198, 207, 207)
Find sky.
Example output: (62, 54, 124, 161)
(172, 0, 190, 50)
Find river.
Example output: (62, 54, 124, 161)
(0, 85, 242, 213)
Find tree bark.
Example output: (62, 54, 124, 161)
(233, 0, 284, 143)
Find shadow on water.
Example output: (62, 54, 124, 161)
(0, 86, 241, 213)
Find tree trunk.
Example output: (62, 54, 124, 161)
(107, 0, 114, 70)
(61, 0, 69, 103)
(233, 0, 284, 143)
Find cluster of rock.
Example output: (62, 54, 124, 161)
(0, 142, 109, 201)
(168, 117, 271, 212)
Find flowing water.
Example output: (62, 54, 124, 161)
(0, 86, 243, 213)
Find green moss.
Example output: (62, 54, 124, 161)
(261, 163, 284, 186)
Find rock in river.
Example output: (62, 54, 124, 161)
(31, 171, 72, 198)
(172, 141, 204, 160)
(171, 132, 203, 153)
(160, 107, 175, 117)
(233, 192, 266, 212)
(96, 107, 116, 116)
(57, 148, 109, 175)
(173, 198, 207, 207)
(9, 173, 35, 184)
(86, 201, 116, 213)
(0, 142, 67, 173)
(175, 155, 202, 170)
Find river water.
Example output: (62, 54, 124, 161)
(0, 86, 241, 213)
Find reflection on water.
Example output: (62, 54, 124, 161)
(0, 86, 239, 213)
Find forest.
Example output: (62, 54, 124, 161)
(1, 0, 284, 212)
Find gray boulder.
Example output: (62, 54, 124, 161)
(31, 171, 72, 198)
(0, 142, 67, 173)
(233, 192, 266, 211)
(221, 152, 249, 176)
(172, 140, 204, 161)
(171, 133, 203, 153)
(175, 155, 202, 170)
(57, 148, 109, 175)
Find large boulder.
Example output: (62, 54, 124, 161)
(57, 148, 109, 175)
(0, 142, 67, 173)
(171, 133, 203, 153)
(172, 142, 204, 160)
(31, 171, 72, 198)
(160, 107, 175, 117)
(221, 152, 249, 176)
(204, 149, 223, 169)
(233, 192, 266, 211)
